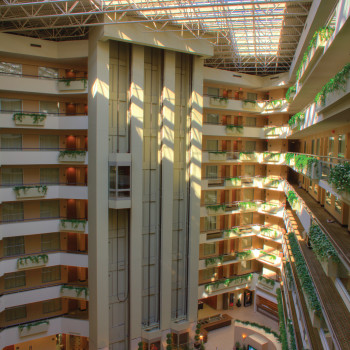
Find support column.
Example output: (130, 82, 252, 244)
(130, 44, 144, 348)
(188, 56, 203, 323)
(88, 28, 109, 350)
(160, 50, 175, 329)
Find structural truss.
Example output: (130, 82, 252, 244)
(0, 0, 313, 75)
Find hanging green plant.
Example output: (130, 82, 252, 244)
(288, 112, 305, 128)
(13, 185, 48, 196)
(226, 125, 243, 133)
(17, 254, 48, 268)
(205, 255, 224, 267)
(285, 153, 295, 165)
(235, 320, 281, 343)
(60, 218, 87, 229)
(238, 202, 257, 211)
(276, 288, 288, 350)
(258, 275, 276, 286)
(59, 150, 86, 158)
(204, 273, 252, 292)
(206, 204, 226, 212)
(60, 285, 89, 298)
(329, 161, 350, 193)
(286, 86, 296, 102)
(13, 112, 47, 124)
(18, 320, 49, 332)
(287, 190, 298, 208)
(236, 250, 252, 260)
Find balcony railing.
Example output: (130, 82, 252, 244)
(205, 151, 286, 164)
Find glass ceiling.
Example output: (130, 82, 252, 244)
(0, 0, 312, 75)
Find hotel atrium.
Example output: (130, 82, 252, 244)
(0, 1, 349, 349)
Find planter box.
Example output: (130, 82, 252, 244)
(207, 207, 226, 215)
(209, 97, 228, 107)
(19, 322, 49, 337)
(60, 286, 89, 299)
(14, 186, 46, 199)
(225, 179, 242, 188)
(263, 154, 280, 163)
(239, 153, 256, 161)
(14, 114, 46, 126)
(58, 79, 87, 91)
(320, 260, 338, 278)
(242, 101, 258, 111)
(58, 152, 86, 163)
(226, 127, 243, 135)
(60, 220, 86, 232)
(303, 290, 322, 328)
(258, 280, 275, 290)
(17, 255, 48, 270)
(209, 152, 227, 161)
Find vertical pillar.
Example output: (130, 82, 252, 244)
(88, 28, 109, 350)
(187, 56, 203, 322)
(129, 44, 144, 348)
(160, 50, 175, 329)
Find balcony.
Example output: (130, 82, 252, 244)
(59, 218, 87, 232)
(202, 123, 263, 138)
(263, 125, 289, 139)
(0, 149, 88, 165)
(204, 96, 263, 113)
(57, 78, 87, 92)
(0, 317, 89, 349)
(0, 111, 88, 130)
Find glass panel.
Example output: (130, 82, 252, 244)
(40, 200, 59, 218)
(38, 67, 59, 79)
(2, 202, 24, 222)
(311, 140, 315, 154)
(338, 135, 346, 157)
(0, 99, 22, 112)
(42, 266, 61, 283)
(1, 134, 22, 149)
(3, 236, 25, 256)
(41, 232, 60, 251)
(204, 216, 216, 231)
(243, 188, 254, 201)
(207, 87, 219, 97)
(206, 113, 219, 124)
(1, 168, 23, 186)
(206, 165, 217, 179)
(204, 190, 217, 204)
(0, 62, 22, 75)
(207, 140, 218, 151)
(4, 271, 26, 290)
(5, 306, 26, 322)
(118, 166, 130, 190)
(203, 243, 216, 256)
(39, 101, 59, 114)
(40, 168, 59, 184)
(40, 135, 59, 150)
(316, 139, 320, 155)
(245, 141, 256, 152)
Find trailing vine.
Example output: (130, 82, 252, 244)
(206, 204, 226, 212)
(59, 150, 86, 159)
(236, 250, 252, 260)
(18, 320, 49, 332)
(17, 254, 48, 268)
(258, 275, 276, 286)
(226, 125, 243, 133)
(276, 288, 288, 350)
(205, 255, 224, 267)
(264, 152, 281, 161)
(235, 320, 281, 343)
(329, 161, 350, 193)
(288, 112, 305, 128)
(13, 185, 48, 196)
(285, 153, 295, 165)
(60, 218, 87, 229)
(287, 190, 298, 208)
(238, 202, 257, 211)
(60, 285, 89, 298)
(13, 112, 46, 124)
(204, 273, 252, 292)
(286, 86, 296, 102)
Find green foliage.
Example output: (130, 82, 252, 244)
(17, 254, 48, 268)
(287, 190, 298, 208)
(288, 319, 297, 350)
(329, 161, 350, 193)
(13, 185, 47, 196)
(60, 218, 87, 229)
(226, 125, 243, 133)
(59, 77, 87, 88)
(13, 112, 46, 124)
(296, 27, 334, 80)
(226, 177, 242, 186)
(288, 232, 322, 314)
(309, 224, 340, 263)
(205, 273, 252, 292)
(286, 86, 296, 102)
(243, 99, 257, 105)
(284, 261, 294, 286)
(236, 250, 252, 260)
(288, 112, 305, 128)
(238, 201, 257, 211)
(211, 96, 228, 102)
(206, 204, 226, 212)
(263, 177, 281, 188)
(260, 227, 278, 239)
(60, 285, 89, 298)
(294, 154, 318, 174)
(258, 275, 276, 286)
(18, 320, 49, 332)
(260, 251, 277, 262)
(263, 152, 281, 161)
(314, 63, 350, 106)
(285, 153, 295, 165)
(59, 150, 86, 159)
(276, 288, 288, 350)
(205, 255, 224, 267)
(265, 99, 284, 110)
(235, 319, 281, 343)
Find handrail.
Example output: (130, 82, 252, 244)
(0, 182, 87, 188)
(0, 109, 87, 117)
(203, 199, 284, 207)
(202, 175, 283, 181)
(0, 216, 87, 224)
(201, 223, 284, 235)
(0, 147, 87, 151)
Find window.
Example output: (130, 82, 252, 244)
(241, 237, 252, 249)
(245, 117, 256, 127)
(335, 196, 342, 214)
(40, 200, 59, 219)
(245, 165, 255, 176)
(325, 191, 332, 206)
(1, 134, 22, 150)
(206, 166, 218, 179)
(206, 113, 219, 124)
(207, 87, 219, 97)
(40, 168, 59, 184)
(243, 188, 254, 201)
(4, 271, 26, 290)
(40, 135, 59, 150)
(242, 213, 253, 225)
(2, 202, 24, 222)
(42, 266, 61, 283)
(245, 141, 256, 152)
(0, 62, 22, 75)
(43, 298, 62, 314)
(338, 135, 346, 157)
(203, 243, 216, 256)
(241, 260, 252, 272)
(328, 137, 334, 156)
(204, 216, 217, 231)
(0, 98, 22, 112)
(38, 67, 59, 79)
(39, 100, 59, 115)
(3, 236, 25, 256)
(206, 140, 218, 151)
(1, 168, 23, 186)
(204, 190, 217, 205)
(109, 165, 131, 199)
(5, 306, 26, 322)
(202, 267, 215, 280)
(247, 92, 257, 100)
(41, 232, 60, 251)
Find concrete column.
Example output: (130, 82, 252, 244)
(129, 44, 144, 348)
(187, 56, 203, 323)
(88, 28, 110, 350)
(160, 50, 175, 329)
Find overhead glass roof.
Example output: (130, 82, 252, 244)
(0, 0, 312, 75)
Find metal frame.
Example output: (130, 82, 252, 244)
(0, 0, 312, 75)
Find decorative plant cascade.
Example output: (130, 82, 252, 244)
(276, 288, 289, 350)
(329, 161, 350, 193)
(59, 77, 88, 88)
(308, 224, 340, 263)
(17, 254, 48, 269)
(263, 177, 281, 188)
(13, 112, 46, 125)
(314, 63, 350, 106)
(13, 185, 47, 198)
(225, 125, 243, 134)
(58, 150, 87, 162)
(296, 26, 335, 81)
(288, 112, 305, 129)
(238, 201, 258, 211)
(258, 275, 276, 287)
(204, 273, 252, 292)
(286, 85, 296, 102)
(288, 232, 322, 316)
(287, 190, 298, 209)
(242, 99, 257, 108)
(60, 218, 87, 230)
(264, 99, 284, 110)
(286, 153, 318, 178)
(225, 177, 242, 187)
(209, 96, 228, 107)
(236, 250, 252, 260)
(263, 152, 281, 162)
(60, 285, 89, 298)
(18, 320, 49, 334)
(260, 227, 279, 239)
(239, 151, 255, 161)
(259, 251, 277, 263)
(285, 153, 295, 166)
(205, 255, 224, 267)
(235, 320, 281, 343)
(288, 319, 297, 350)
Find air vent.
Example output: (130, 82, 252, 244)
(270, 76, 279, 80)
(233, 74, 242, 78)
(30, 43, 41, 48)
